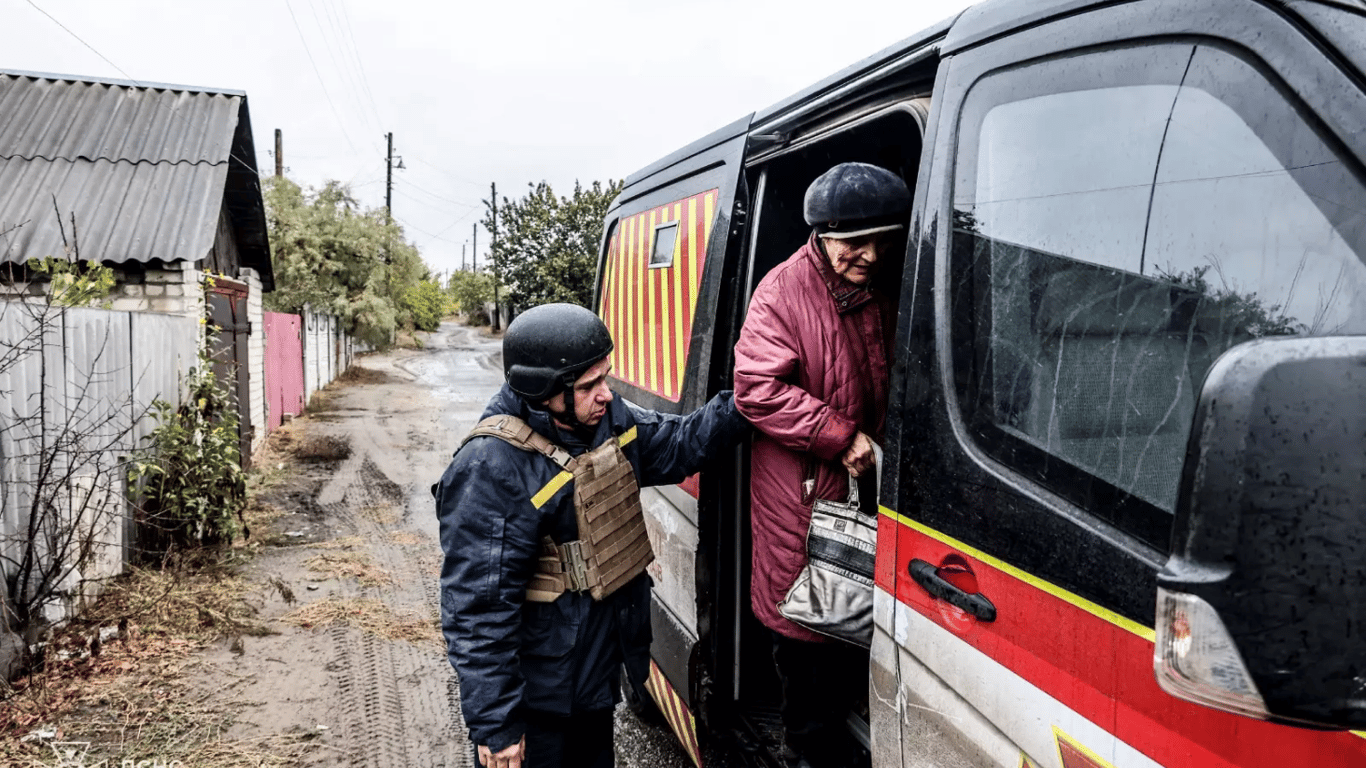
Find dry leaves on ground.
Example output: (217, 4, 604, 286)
(303, 551, 393, 588)
(281, 597, 440, 649)
(0, 563, 309, 766)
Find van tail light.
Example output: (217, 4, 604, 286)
(1154, 587, 1270, 720)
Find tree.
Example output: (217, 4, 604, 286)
(447, 270, 497, 325)
(405, 279, 449, 332)
(263, 177, 432, 347)
(483, 179, 623, 312)
(1155, 264, 1303, 342)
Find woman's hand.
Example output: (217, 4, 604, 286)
(841, 432, 877, 477)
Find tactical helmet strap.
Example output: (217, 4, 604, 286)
(552, 372, 594, 440)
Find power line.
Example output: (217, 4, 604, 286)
(394, 186, 472, 215)
(308, 0, 383, 144)
(431, 205, 484, 240)
(337, 0, 386, 136)
(24, 0, 261, 174)
(283, 0, 360, 154)
(408, 155, 488, 188)
(397, 176, 481, 209)
(396, 216, 464, 245)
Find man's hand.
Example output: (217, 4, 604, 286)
(478, 735, 526, 768)
(841, 432, 877, 477)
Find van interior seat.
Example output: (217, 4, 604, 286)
(1027, 264, 1197, 510)
(981, 238, 1201, 512)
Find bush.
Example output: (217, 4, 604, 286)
(404, 279, 448, 332)
(127, 362, 246, 557)
(448, 271, 497, 324)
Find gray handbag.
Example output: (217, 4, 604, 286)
(777, 472, 877, 647)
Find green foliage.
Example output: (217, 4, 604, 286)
(483, 179, 623, 311)
(127, 360, 246, 556)
(27, 256, 115, 307)
(263, 177, 432, 348)
(405, 279, 449, 332)
(447, 270, 497, 325)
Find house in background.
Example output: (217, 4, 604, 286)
(0, 70, 275, 457)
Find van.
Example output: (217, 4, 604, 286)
(593, 0, 1366, 766)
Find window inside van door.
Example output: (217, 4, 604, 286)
(951, 43, 1366, 548)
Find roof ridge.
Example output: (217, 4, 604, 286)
(0, 154, 231, 167)
(0, 69, 246, 98)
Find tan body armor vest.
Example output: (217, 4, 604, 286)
(462, 414, 654, 603)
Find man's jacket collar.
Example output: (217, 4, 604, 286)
(481, 382, 613, 456)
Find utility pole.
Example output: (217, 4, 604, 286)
(473, 223, 478, 272)
(462, 243, 467, 271)
(274, 129, 283, 177)
(490, 181, 500, 330)
(385, 132, 394, 220)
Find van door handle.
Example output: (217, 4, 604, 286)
(909, 559, 997, 622)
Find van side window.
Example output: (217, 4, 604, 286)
(950, 43, 1366, 549)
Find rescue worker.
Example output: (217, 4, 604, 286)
(436, 303, 748, 768)
(733, 162, 911, 768)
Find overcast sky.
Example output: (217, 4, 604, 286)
(6, 0, 973, 278)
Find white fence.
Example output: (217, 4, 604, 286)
(302, 308, 361, 406)
(0, 303, 199, 629)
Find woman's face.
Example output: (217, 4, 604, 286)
(821, 231, 899, 285)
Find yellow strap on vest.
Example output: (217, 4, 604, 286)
(531, 472, 573, 509)
(462, 415, 652, 603)
(528, 426, 636, 508)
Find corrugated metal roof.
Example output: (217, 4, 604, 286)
(0, 71, 272, 289)
(0, 74, 240, 164)
(0, 157, 226, 263)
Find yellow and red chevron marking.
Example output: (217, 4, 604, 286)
(644, 659, 703, 767)
(599, 189, 718, 402)
(1054, 726, 1117, 768)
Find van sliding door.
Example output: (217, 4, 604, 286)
(592, 116, 751, 760)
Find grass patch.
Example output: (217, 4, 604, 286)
(310, 536, 365, 551)
(281, 598, 439, 649)
(81, 563, 271, 642)
(359, 505, 399, 527)
(303, 551, 392, 588)
(389, 532, 423, 547)
(337, 365, 398, 384)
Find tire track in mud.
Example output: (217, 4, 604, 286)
(313, 454, 471, 768)
(288, 325, 690, 768)
(302, 351, 473, 768)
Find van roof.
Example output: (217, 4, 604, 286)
(622, 0, 1365, 190)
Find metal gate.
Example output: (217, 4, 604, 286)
(207, 278, 253, 468)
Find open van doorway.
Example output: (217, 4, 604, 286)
(713, 100, 928, 767)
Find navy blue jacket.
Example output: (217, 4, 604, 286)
(435, 383, 746, 751)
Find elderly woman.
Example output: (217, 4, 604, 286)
(733, 162, 910, 768)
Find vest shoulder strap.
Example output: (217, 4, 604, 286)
(462, 414, 576, 472)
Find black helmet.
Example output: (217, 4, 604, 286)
(503, 303, 614, 401)
(803, 162, 911, 239)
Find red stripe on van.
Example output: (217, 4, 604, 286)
(600, 189, 718, 402)
(891, 522, 1366, 768)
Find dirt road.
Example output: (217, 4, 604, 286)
(200, 321, 695, 768)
